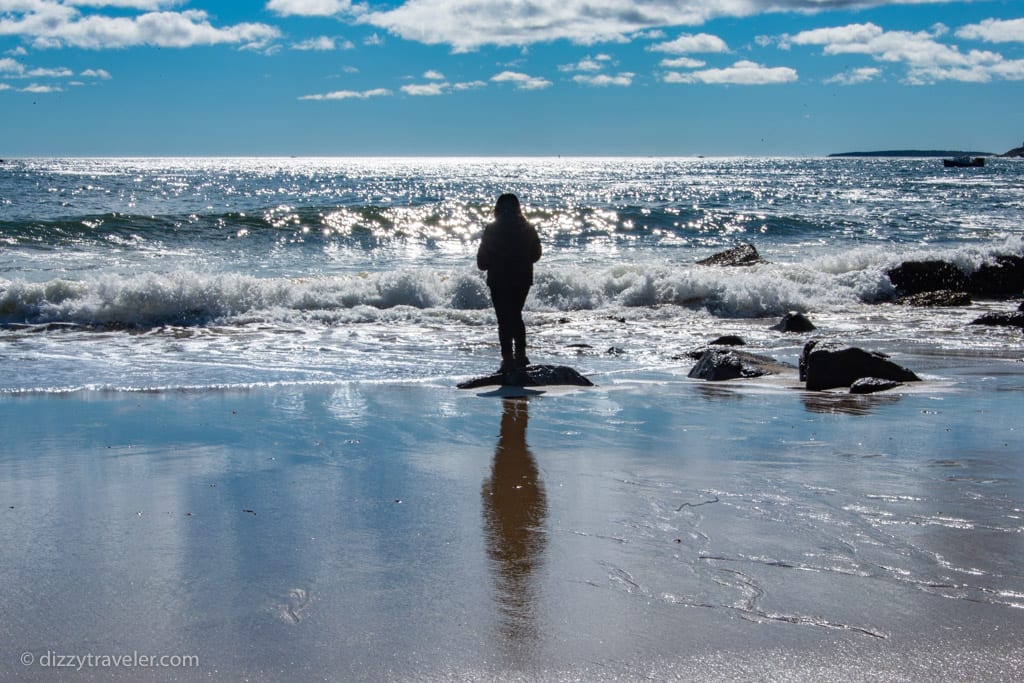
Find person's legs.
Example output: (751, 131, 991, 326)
(490, 285, 531, 369)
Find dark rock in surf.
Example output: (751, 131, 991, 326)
(1019, 300, 1024, 312)
(800, 340, 920, 391)
(772, 311, 816, 333)
(680, 335, 746, 361)
(709, 334, 746, 346)
(969, 312, 1024, 328)
(696, 243, 764, 267)
(687, 349, 794, 381)
(850, 377, 903, 394)
(457, 364, 594, 389)
(969, 255, 1024, 298)
(896, 289, 971, 307)
(887, 260, 968, 295)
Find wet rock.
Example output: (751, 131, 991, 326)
(969, 312, 1024, 328)
(696, 243, 764, 267)
(687, 349, 794, 381)
(709, 334, 746, 346)
(970, 255, 1024, 298)
(1019, 301, 1024, 312)
(896, 289, 972, 307)
(772, 311, 816, 333)
(457, 364, 594, 389)
(887, 260, 968, 295)
(850, 377, 903, 394)
(800, 340, 921, 391)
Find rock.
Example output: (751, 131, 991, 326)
(772, 311, 816, 333)
(800, 340, 921, 391)
(969, 312, 1024, 328)
(457, 364, 594, 389)
(697, 243, 763, 267)
(887, 260, 968, 295)
(969, 255, 1024, 298)
(896, 289, 972, 307)
(709, 335, 746, 346)
(850, 377, 903, 394)
(687, 349, 794, 381)
(1019, 301, 1024, 312)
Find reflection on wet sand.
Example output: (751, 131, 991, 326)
(801, 391, 902, 415)
(481, 398, 548, 665)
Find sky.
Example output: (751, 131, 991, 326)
(0, 0, 1022, 156)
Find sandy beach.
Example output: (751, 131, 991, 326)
(3, 359, 1023, 681)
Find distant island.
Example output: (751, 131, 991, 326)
(830, 142, 1023, 158)
(829, 150, 993, 158)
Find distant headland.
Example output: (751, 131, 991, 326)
(830, 143, 1023, 158)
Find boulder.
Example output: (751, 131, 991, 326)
(687, 349, 794, 381)
(850, 377, 903, 394)
(772, 311, 816, 333)
(457, 364, 594, 389)
(800, 340, 920, 391)
(969, 312, 1024, 328)
(680, 335, 746, 361)
(896, 289, 972, 307)
(887, 260, 968, 295)
(969, 255, 1024, 298)
(697, 243, 764, 267)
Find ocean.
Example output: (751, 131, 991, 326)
(1, 156, 1022, 393)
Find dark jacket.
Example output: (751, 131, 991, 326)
(476, 215, 542, 289)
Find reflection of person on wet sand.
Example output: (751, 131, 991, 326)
(481, 398, 548, 654)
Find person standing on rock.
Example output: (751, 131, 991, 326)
(477, 193, 542, 373)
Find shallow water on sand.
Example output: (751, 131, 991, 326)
(2, 365, 1023, 680)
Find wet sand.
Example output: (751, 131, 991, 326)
(2, 366, 1023, 681)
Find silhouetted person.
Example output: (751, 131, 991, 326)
(481, 398, 547, 658)
(477, 194, 542, 372)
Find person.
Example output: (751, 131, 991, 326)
(476, 193, 542, 372)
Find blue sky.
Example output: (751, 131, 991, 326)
(1, 0, 1022, 156)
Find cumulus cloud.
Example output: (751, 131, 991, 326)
(956, 18, 1024, 44)
(491, 70, 551, 90)
(825, 66, 881, 85)
(423, 69, 444, 79)
(787, 21, 1024, 84)
(559, 54, 612, 72)
(361, 0, 924, 51)
(266, 0, 352, 16)
(81, 67, 112, 78)
(0, 3, 280, 49)
(659, 56, 705, 69)
(664, 60, 798, 85)
(573, 72, 633, 86)
(0, 82, 11, 90)
(400, 81, 447, 95)
(648, 32, 728, 54)
(0, 57, 25, 74)
(22, 83, 61, 92)
(299, 87, 391, 100)
(27, 66, 73, 77)
(292, 36, 353, 50)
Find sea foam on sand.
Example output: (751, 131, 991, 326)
(2, 365, 1023, 681)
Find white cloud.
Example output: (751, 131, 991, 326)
(825, 66, 881, 85)
(21, 83, 61, 92)
(266, 0, 351, 16)
(659, 56, 705, 69)
(664, 60, 798, 85)
(0, 5, 280, 50)
(0, 57, 25, 74)
(573, 72, 633, 87)
(363, 33, 384, 47)
(27, 66, 72, 77)
(423, 69, 444, 80)
(490, 70, 551, 90)
(452, 79, 486, 90)
(81, 67, 111, 78)
(0, 82, 11, 90)
(299, 87, 391, 100)
(956, 18, 1024, 44)
(559, 56, 608, 72)
(401, 81, 447, 95)
(649, 32, 728, 54)
(292, 36, 353, 50)
(788, 21, 1023, 84)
